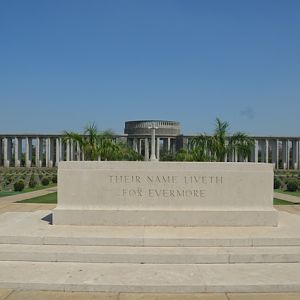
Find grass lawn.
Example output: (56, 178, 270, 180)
(273, 198, 296, 205)
(17, 192, 57, 204)
(274, 189, 300, 197)
(0, 183, 57, 198)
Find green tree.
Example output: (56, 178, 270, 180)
(187, 118, 254, 162)
(64, 123, 143, 161)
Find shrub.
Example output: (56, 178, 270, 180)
(29, 176, 37, 188)
(14, 179, 25, 192)
(41, 177, 50, 186)
(52, 175, 57, 184)
(274, 177, 281, 189)
(286, 179, 299, 192)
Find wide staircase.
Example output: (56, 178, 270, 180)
(0, 210, 300, 292)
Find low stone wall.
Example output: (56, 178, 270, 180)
(53, 161, 278, 226)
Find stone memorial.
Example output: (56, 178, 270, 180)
(53, 161, 278, 226)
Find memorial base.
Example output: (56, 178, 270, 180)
(53, 208, 278, 226)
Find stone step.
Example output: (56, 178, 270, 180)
(1, 244, 300, 264)
(1, 261, 300, 293)
(1, 211, 300, 247)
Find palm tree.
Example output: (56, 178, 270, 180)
(190, 118, 254, 162)
(64, 123, 143, 161)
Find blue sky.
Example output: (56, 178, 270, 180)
(0, 0, 299, 135)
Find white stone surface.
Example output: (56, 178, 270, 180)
(53, 161, 278, 226)
(0, 211, 300, 292)
(0, 211, 299, 247)
(1, 261, 300, 293)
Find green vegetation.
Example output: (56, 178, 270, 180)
(0, 167, 57, 197)
(161, 118, 254, 162)
(13, 179, 25, 191)
(275, 189, 300, 197)
(64, 123, 143, 161)
(0, 183, 57, 197)
(17, 192, 57, 204)
(273, 198, 295, 205)
(41, 177, 50, 186)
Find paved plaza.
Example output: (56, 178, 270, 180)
(0, 189, 299, 299)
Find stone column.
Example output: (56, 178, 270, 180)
(45, 138, 50, 167)
(66, 140, 70, 161)
(149, 126, 157, 161)
(55, 138, 60, 167)
(35, 137, 43, 168)
(25, 137, 32, 168)
(144, 138, 149, 161)
(156, 137, 160, 161)
(49, 138, 54, 167)
(59, 139, 64, 162)
(272, 139, 279, 169)
(46, 137, 54, 168)
(282, 140, 289, 170)
(298, 140, 300, 170)
(3, 137, 12, 168)
(70, 140, 74, 161)
(76, 141, 81, 161)
(133, 138, 138, 153)
(251, 140, 259, 163)
(292, 140, 299, 170)
(14, 137, 22, 167)
(265, 139, 269, 163)
(167, 138, 171, 152)
(138, 139, 142, 155)
(0, 138, 2, 167)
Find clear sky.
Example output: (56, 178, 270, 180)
(0, 0, 299, 136)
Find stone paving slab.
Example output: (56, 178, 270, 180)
(0, 289, 13, 300)
(1, 261, 300, 293)
(227, 292, 300, 299)
(3, 290, 118, 300)
(119, 293, 228, 300)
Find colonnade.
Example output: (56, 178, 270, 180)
(1, 134, 300, 170)
(129, 136, 177, 161)
(0, 136, 83, 168)
(181, 136, 300, 170)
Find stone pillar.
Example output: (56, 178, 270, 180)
(3, 137, 12, 168)
(292, 140, 299, 170)
(272, 139, 279, 169)
(45, 138, 50, 167)
(59, 139, 64, 162)
(70, 140, 74, 161)
(298, 140, 300, 170)
(49, 138, 54, 167)
(56, 138, 60, 167)
(46, 137, 54, 168)
(66, 140, 70, 161)
(144, 138, 149, 161)
(35, 137, 43, 168)
(251, 140, 259, 163)
(150, 127, 157, 161)
(282, 140, 289, 170)
(14, 137, 22, 167)
(234, 150, 238, 162)
(138, 139, 142, 155)
(265, 139, 269, 163)
(25, 137, 32, 168)
(156, 137, 160, 161)
(167, 137, 171, 152)
(133, 138, 138, 153)
(0, 138, 2, 167)
(76, 141, 81, 161)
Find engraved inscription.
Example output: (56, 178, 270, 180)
(108, 174, 223, 199)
